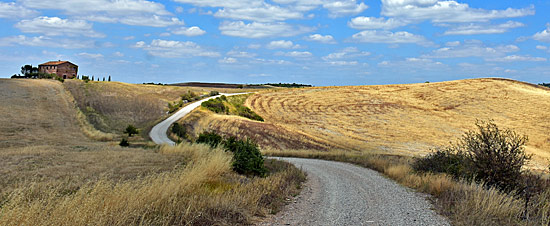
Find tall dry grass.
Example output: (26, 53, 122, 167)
(263, 149, 550, 225)
(0, 143, 305, 226)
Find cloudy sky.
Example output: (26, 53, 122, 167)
(1, 0, 549, 86)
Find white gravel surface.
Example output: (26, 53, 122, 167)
(259, 157, 449, 226)
(149, 93, 248, 145)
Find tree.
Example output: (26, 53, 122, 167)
(108, 75, 111, 82)
(91, 75, 94, 81)
(124, 125, 139, 137)
(102, 77, 105, 81)
(21, 65, 33, 76)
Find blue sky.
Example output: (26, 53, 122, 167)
(1, 0, 549, 86)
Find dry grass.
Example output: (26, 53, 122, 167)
(244, 78, 550, 169)
(0, 143, 305, 226)
(263, 149, 550, 225)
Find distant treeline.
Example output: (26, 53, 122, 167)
(261, 83, 312, 88)
(539, 83, 550, 88)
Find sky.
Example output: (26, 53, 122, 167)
(1, 0, 549, 86)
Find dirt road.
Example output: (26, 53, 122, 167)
(260, 157, 449, 226)
(149, 93, 248, 145)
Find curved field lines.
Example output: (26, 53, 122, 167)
(245, 79, 550, 169)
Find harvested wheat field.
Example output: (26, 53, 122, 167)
(192, 78, 550, 169)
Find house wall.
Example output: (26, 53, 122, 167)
(38, 63, 78, 79)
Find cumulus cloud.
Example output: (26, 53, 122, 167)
(278, 51, 312, 57)
(21, 0, 183, 27)
(381, 0, 534, 23)
(328, 60, 358, 66)
(219, 21, 314, 38)
(348, 17, 406, 30)
(15, 16, 105, 38)
(219, 57, 238, 63)
(305, 34, 336, 44)
(214, 3, 303, 22)
(171, 26, 206, 36)
(486, 55, 547, 62)
(0, 2, 37, 19)
(422, 40, 520, 59)
(227, 50, 257, 58)
(442, 21, 524, 35)
(322, 47, 370, 61)
(77, 52, 104, 59)
(323, 0, 368, 18)
(133, 39, 220, 58)
(533, 25, 550, 42)
(351, 30, 433, 46)
(267, 40, 300, 49)
(0, 35, 94, 49)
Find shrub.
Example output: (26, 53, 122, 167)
(413, 121, 531, 192)
(119, 138, 129, 147)
(223, 136, 267, 177)
(210, 91, 220, 96)
(181, 90, 198, 102)
(201, 97, 227, 114)
(171, 123, 186, 139)
(124, 125, 139, 137)
(236, 105, 264, 121)
(196, 131, 223, 148)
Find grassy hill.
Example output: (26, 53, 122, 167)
(186, 78, 550, 169)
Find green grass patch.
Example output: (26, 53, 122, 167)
(201, 94, 264, 121)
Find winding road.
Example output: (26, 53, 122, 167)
(149, 94, 448, 225)
(149, 93, 248, 145)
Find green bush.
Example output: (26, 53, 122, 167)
(124, 124, 139, 137)
(119, 138, 129, 147)
(171, 123, 186, 139)
(201, 97, 227, 114)
(236, 105, 264, 121)
(181, 91, 198, 102)
(210, 91, 220, 96)
(413, 121, 531, 192)
(196, 131, 223, 148)
(223, 136, 267, 177)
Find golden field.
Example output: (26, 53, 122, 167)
(187, 78, 550, 169)
(0, 79, 304, 225)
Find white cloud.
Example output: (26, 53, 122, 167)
(422, 40, 519, 59)
(536, 45, 548, 50)
(113, 52, 124, 57)
(533, 25, 550, 43)
(351, 30, 433, 46)
(323, 0, 368, 18)
(442, 21, 524, 35)
(214, 3, 303, 22)
(171, 26, 206, 36)
(348, 17, 406, 30)
(0, 2, 37, 19)
(219, 57, 238, 64)
(328, 60, 358, 66)
(15, 16, 105, 38)
(445, 41, 460, 46)
(227, 50, 257, 58)
(486, 55, 547, 62)
(21, 0, 183, 27)
(159, 32, 171, 37)
(124, 36, 135, 40)
(133, 39, 220, 58)
(267, 40, 300, 49)
(0, 35, 93, 49)
(305, 34, 336, 44)
(248, 44, 262, 49)
(280, 51, 313, 57)
(381, 0, 534, 23)
(219, 21, 314, 38)
(322, 47, 370, 61)
(173, 0, 260, 9)
(378, 58, 445, 70)
(77, 52, 104, 59)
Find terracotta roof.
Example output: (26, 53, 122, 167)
(39, 61, 77, 66)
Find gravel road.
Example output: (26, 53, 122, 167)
(260, 157, 449, 226)
(149, 93, 248, 145)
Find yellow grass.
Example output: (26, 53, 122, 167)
(243, 78, 550, 168)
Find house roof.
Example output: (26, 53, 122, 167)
(39, 61, 77, 66)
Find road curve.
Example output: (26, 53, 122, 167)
(261, 157, 449, 226)
(150, 93, 248, 145)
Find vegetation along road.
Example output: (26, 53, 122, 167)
(261, 157, 449, 225)
(150, 92, 248, 145)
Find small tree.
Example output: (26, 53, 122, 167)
(119, 138, 129, 147)
(196, 131, 223, 148)
(108, 75, 111, 82)
(102, 77, 105, 81)
(91, 75, 94, 81)
(223, 136, 267, 177)
(124, 125, 139, 137)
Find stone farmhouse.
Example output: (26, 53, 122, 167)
(38, 61, 78, 79)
